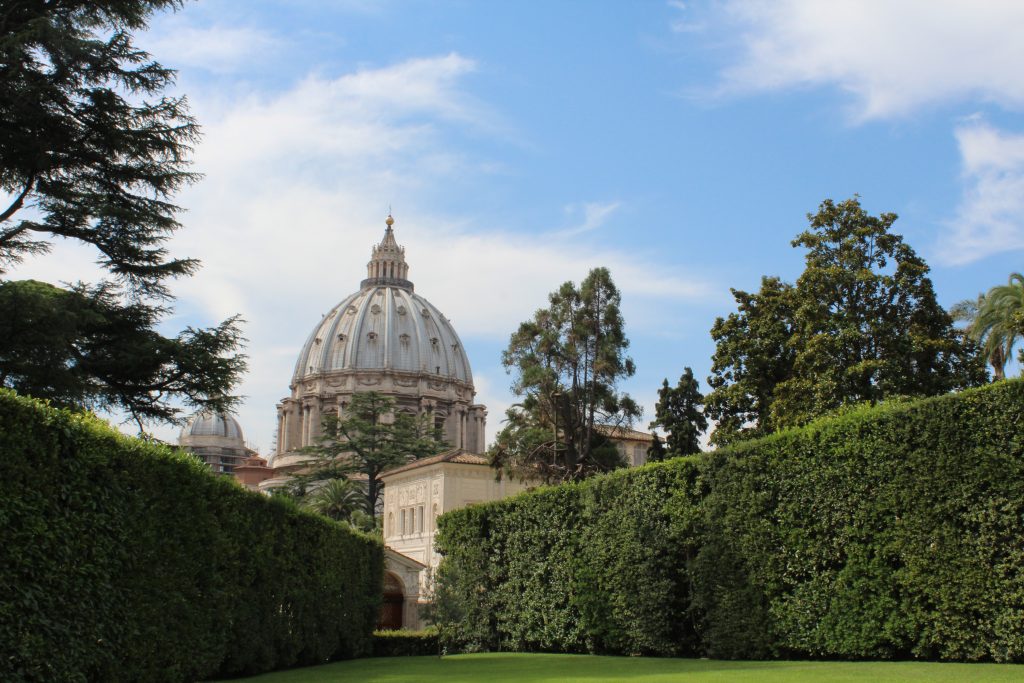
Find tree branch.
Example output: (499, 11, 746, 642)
(0, 174, 36, 229)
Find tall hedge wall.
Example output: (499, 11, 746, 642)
(434, 381, 1024, 662)
(0, 390, 383, 683)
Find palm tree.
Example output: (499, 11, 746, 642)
(301, 478, 367, 523)
(959, 273, 1024, 381)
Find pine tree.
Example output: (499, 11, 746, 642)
(491, 267, 640, 484)
(649, 368, 707, 456)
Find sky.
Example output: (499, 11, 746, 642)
(10, 0, 1024, 453)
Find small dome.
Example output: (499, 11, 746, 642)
(179, 412, 244, 444)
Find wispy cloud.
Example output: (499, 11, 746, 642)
(936, 122, 1024, 265)
(704, 0, 1024, 121)
(553, 201, 622, 237)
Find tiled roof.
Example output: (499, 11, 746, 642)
(380, 448, 489, 478)
(596, 424, 656, 442)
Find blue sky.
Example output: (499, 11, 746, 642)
(12, 1, 1024, 452)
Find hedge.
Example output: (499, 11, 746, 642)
(372, 628, 440, 657)
(434, 380, 1024, 662)
(0, 390, 383, 682)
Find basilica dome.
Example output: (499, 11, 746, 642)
(291, 280, 472, 386)
(273, 216, 486, 461)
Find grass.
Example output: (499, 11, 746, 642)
(220, 653, 1024, 682)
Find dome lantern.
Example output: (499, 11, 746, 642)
(361, 214, 413, 291)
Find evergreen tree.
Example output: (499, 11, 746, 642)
(649, 368, 707, 456)
(0, 1, 246, 427)
(300, 392, 447, 513)
(0, 280, 244, 429)
(646, 432, 667, 463)
(491, 267, 640, 484)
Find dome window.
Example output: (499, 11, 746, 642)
(370, 304, 382, 314)
(430, 337, 439, 347)
(421, 308, 430, 318)
(314, 337, 322, 345)
(347, 305, 357, 315)
(367, 331, 378, 341)
(399, 333, 411, 344)
(337, 333, 347, 342)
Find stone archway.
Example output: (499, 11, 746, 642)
(378, 571, 405, 630)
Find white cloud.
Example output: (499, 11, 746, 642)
(937, 122, 1024, 265)
(711, 0, 1024, 120)
(142, 24, 281, 74)
(6, 52, 713, 452)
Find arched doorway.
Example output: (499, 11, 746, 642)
(378, 572, 404, 630)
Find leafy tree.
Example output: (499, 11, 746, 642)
(0, 280, 244, 429)
(491, 267, 640, 484)
(649, 368, 707, 456)
(301, 392, 447, 513)
(956, 273, 1024, 380)
(0, 1, 246, 426)
(706, 197, 985, 443)
(705, 277, 797, 446)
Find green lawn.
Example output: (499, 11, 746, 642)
(220, 653, 1023, 682)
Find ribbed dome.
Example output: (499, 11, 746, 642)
(291, 216, 473, 387)
(180, 412, 244, 443)
(292, 286, 472, 385)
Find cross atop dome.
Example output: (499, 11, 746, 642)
(361, 214, 414, 291)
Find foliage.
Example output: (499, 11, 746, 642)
(435, 381, 1024, 662)
(649, 368, 707, 456)
(646, 433, 667, 463)
(371, 628, 440, 657)
(302, 477, 369, 524)
(435, 462, 703, 656)
(491, 267, 640, 484)
(0, 390, 382, 682)
(0, 1, 245, 429)
(0, 0, 194, 293)
(0, 280, 245, 428)
(705, 276, 797, 446)
(300, 392, 447, 513)
(956, 273, 1024, 380)
(706, 198, 985, 443)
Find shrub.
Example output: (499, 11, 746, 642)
(372, 628, 440, 657)
(0, 390, 383, 682)
(435, 381, 1024, 662)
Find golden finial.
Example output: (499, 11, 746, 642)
(386, 214, 394, 227)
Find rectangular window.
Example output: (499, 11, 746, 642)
(400, 509, 407, 535)
(418, 505, 424, 533)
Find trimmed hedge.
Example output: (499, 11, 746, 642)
(434, 381, 1024, 662)
(372, 628, 440, 657)
(0, 390, 383, 682)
